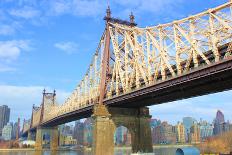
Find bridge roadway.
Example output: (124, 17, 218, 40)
(37, 43, 232, 127)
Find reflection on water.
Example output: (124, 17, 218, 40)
(0, 147, 181, 155)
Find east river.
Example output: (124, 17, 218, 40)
(0, 147, 188, 155)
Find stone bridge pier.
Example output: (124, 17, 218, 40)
(35, 126, 59, 151)
(92, 105, 153, 155)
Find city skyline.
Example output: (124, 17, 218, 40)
(0, 0, 231, 124)
(0, 102, 231, 149)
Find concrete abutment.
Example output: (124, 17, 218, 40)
(35, 126, 58, 151)
(92, 105, 153, 155)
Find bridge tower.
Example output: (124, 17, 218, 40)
(35, 90, 59, 151)
(92, 7, 153, 155)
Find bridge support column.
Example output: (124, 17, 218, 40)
(92, 105, 153, 155)
(35, 126, 59, 151)
(35, 127, 43, 150)
(92, 104, 114, 155)
(50, 126, 58, 151)
(130, 108, 153, 153)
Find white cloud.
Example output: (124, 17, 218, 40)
(0, 40, 31, 72)
(47, 0, 183, 18)
(48, 1, 71, 15)
(0, 85, 70, 122)
(109, 0, 184, 23)
(54, 41, 78, 54)
(9, 6, 40, 19)
(0, 25, 15, 35)
(0, 64, 16, 72)
(0, 40, 31, 61)
(113, 0, 183, 13)
(71, 0, 104, 17)
(47, 0, 104, 17)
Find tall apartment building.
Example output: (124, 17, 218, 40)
(176, 122, 185, 143)
(189, 124, 201, 144)
(0, 105, 10, 136)
(2, 123, 13, 140)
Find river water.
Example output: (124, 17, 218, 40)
(0, 147, 181, 155)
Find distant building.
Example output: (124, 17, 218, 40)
(114, 126, 131, 146)
(189, 124, 200, 144)
(183, 117, 196, 142)
(215, 110, 225, 123)
(213, 110, 226, 135)
(12, 122, 19, 140)
(0, 105, 10, 136)
(151, 119, 162, 144)
(73, 120, 84, 145)
(153, 122, 176, 144)
(63, 125, 74, 135)
(199, 120, 213, 141)
(176, 122, 185, 143)
(58, 124, 65, 136)
(59, 134, 77, 146)
(2, 123, 13, 140)
(150, 119, 161, 129)
(83, 118, 93, 147)
(220, 121, 230, 133)
(229, 123, 232, 131)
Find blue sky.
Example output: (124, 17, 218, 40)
(0, 0, 231, 125)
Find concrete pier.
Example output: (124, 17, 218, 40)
(35, 126, 58, 151)
(92, 105, 153, 155)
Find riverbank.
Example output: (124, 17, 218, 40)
(0, 148, 34, 151)
(153, 144, 192, 148)
(82, 144, 193, 151)
(0, 144, 192, 151)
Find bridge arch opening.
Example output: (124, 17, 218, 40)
(114, 126, 132, 154)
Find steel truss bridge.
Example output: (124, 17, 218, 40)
(23, 1, 232, 135)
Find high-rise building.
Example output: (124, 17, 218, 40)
(2, 123, 13, 140)
(213, 110, 226, 135)
(73, 120, 84, 145)
(199, 120, 213, 141)
(83, 118, 93, 147)
(189, 124, 200, 144)
(0, 105, 10, 136)
(220, 121, 230, 133)
(150, 119, 161, 129)
(12, 122, 19, 140)
(153, 122, 176, 144)
(183, 117, 196, 142)
(229, 123, 232, 131)
(176, 122, 185, 143)
(162, 122, 176, 144)
(151, 119, 162, 144)
(62, 125, 73, 135)
(215, 110, 225, 123)
(114, 126, 131, 146)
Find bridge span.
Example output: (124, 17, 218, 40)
(22, 1, 232, 155)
